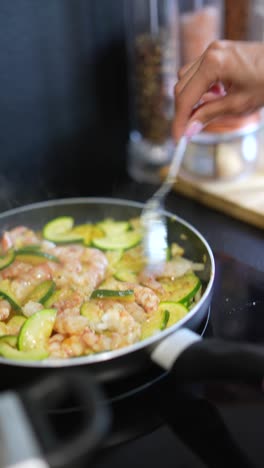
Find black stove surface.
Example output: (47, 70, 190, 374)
(87, 252, 264, 468)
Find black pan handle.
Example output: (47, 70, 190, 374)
(20, 370, 110, 468)
(151, 328, 264, 382)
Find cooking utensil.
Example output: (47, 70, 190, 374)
(0, 198, 264, 390)
(141, 136, 188, 273)
(0, 371, 110, 468)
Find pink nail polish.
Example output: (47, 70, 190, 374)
(184, 121, 203, 138)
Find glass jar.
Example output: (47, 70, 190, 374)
(179, 0, 223, 65)
(180, 113, 263, 181)
(125, 0, 180, 183)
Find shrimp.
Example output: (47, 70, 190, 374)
(1, 226, 39, 251)
(49, 333, 91, 358)
(54, 313, 89, 335)
(51, 290, 83, 316)
(48, 333, 66, 358)
(138, 270, 165, 294)
(133, 285, 160, 314)
(0, 300, 11, 321)
(1, 261, 52, 302)
(23, 300, 43, 317)
(104, 281, 160, 315)
(48, 246, 108, 295)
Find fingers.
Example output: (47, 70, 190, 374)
(173, 62, 219, 140)
(173, 40, 240, 140)
(175, 57, 202, 96)
(181, 93, 255, 140)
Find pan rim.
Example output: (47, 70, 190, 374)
(0, 197, 215, 368)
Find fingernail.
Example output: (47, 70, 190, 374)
(184, 121, 203, 138)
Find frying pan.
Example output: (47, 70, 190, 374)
(0, 197, 264, 390)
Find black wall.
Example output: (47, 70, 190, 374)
(0, 0, 129, 206)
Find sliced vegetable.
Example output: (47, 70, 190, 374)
(105, 250, 123, 268)
(71, 224, 104, 246)
(115, 245, 146, 273)
(97, 219, 131, 236)
(0, 342, 48, 361)
(25, 280, 55, 305)
(0, 322, 8, 336)
(141, 303, 188, 340)
(114, 269, 137, 283)
(160, 309, 170, 331)
(0, 280, 22, 312)
(43, 289, 62, 308)
(15, 249, 59, 265)
(0, 249, 15, 270)
(7, 315, 26, 334)
(80, 302, 103, 327)
(159, 272, 201, 306)
(92, 230, 141, 251)
(158, 302, 188, 327)
(16, 244, 41, 251)
(0, 334, 17, 346)
(18, 308, 57, 351)
(43, 217, 83, 244)
(90, 289, 135, 301)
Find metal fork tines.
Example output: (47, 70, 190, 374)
(141, 136, 188, 273)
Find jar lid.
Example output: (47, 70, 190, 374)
(203, 111, 261, 133)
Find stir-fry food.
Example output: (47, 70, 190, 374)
(0, 216, 204, 360)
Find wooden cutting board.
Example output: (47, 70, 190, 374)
(160, 167, 264, 230)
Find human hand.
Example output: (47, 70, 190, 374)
(173, 40, 264, 141)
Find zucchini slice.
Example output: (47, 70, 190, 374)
(0, 322, 8, 336)
(141, 302, 188, 340)
(71, 224, 104, 246)
(0, 342, 49, 361)
(25, 280, 55, 305)
(92, 230, 141, 251)
(43, 217, 83, 244)
(97, 219, 131, 236)
(80, 302, 103, 328)
(7, 315, 26, 334)
(16, 249, 59, 264)
(159, 272, 201, 306)
(18, 308, 57, 351)
(0, 280, 22, 313)
(0, 334, 18, 347)
(90, 289, 135, 300)
(114, 269, 137, 283)
(0, 249, 15, 270)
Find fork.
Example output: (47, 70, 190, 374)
(141, 136, 188, 274)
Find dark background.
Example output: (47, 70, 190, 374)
(0, 0, 129, 203)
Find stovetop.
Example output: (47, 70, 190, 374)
(52, 252, 264, 468)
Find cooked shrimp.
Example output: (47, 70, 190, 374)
(2, 261, 52, 302)
(106, 281, 160, 315)
(1, 226, 39, 251)
(23, 300, 43, 317)
(48, 333, 66, 357)
(48, 246, 108, 295)
(54, 313, 89, 335)
(138, 270, 165, 294)
(133, 285, 160, 314)
(0, 300, 11, 321)
(51, 290, 83, 316)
